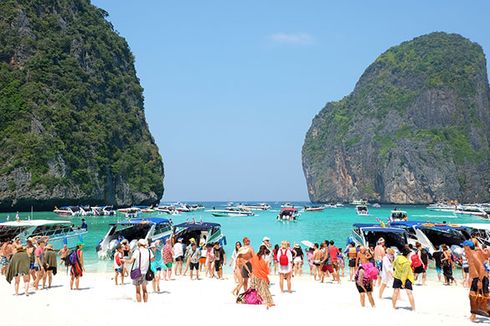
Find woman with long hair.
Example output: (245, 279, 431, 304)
(230, 241, 242, 283)
(277, 241, 293, 293)
(441, 244, 456, 285)
(250, 244, 274, 308)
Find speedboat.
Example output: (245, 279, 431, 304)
(281, 202, 295, 208)
(277, 207, 299, 221)
(460, 224, 490, 246)
(304, 205, 325, 212)
(426, 202, 458, 212)
(352, 199, 367, 205)
(117, 207, 142, 218)
(389, 209, 408, 221)
(96, 217, 173, 259)
(172, 221, 226, 246)
(155, 205, 179, 215)
(372, 203, 381, 208)
(53, 206, 81, 217)
(455, 204, 489, 218)
(356, 205, 369, 216)
(390, 221, 471, 254)
(237, 203, 271, 211)
(351, 223, 408, 251)
(102, 206, 116, 216)
(0, 219, 87, 250)
(208, 207, 255, 217)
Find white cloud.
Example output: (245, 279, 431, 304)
(269, 32, 315, 45)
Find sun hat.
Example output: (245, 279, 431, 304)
(178, 238, 183, 242)
(263, 236, 270, 242)
(377, 238, 385, 244)
(138, 239, 148, 247)
(461, 240, 475, 249)
(294, 243, 300, 248)
(189, 238, 196, 243)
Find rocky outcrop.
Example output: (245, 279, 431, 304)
(0, 0, 164, 211)
(302, 32, 490, 204)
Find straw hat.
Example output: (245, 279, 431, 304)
(138, 239, 148, 247)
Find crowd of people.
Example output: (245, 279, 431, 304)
(2, 233, 489, 321)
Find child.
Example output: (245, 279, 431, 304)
(114, 244, 124, 285)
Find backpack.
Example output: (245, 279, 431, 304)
(279, 249, 289, 266)
(411, 253, 422, 268)
(67, 250, 78, 266)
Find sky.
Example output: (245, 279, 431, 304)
(92, 0, 490, 202)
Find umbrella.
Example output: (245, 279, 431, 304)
(301, 240, 315, 248)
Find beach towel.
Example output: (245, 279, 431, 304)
(6, 250, 30, 284)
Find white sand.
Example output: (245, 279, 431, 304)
(0, 271, 480, 325)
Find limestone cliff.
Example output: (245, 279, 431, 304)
(302, 32, 490, 204)
(0, 0, 164, 211)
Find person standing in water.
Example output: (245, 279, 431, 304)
(392, 247, 415, 311)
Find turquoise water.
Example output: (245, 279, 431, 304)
(1, 202, 488, 272)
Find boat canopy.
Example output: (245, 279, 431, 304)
(112, 217, 170, 226)
(281, 207, 298, 212)
(361, 227, 406, 233)
(173, 222, 221, 230)
(353, 223, 378, 228)
(0, 220, 71, 227)
(415, 223, 468, 231)
(390, 221, 425, 227)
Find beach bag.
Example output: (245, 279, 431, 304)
(236, 288, 263, 305)
(67, 250, 78, 266)
(145, 249, 154, 281)
(279, 249, 289, 267)
(130, 250, 142, 280)
(470, 288, 490, 317)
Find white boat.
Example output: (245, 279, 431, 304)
(117, 207, 142, 218)
(455, 204, 489, 218)
(277, 208, 299, 221)
(208, 208, 255, 217)
(102, 206, 116, 216)
(426, 202, 458, 212)
(372, 203, 381, 208)
(460, 224, 490, 246)
(304, 205, 324, 212)
(172, 221, 226, 247)
(356, 205, 369, 216)
(281, 202, 295, 208)
(389, 209, 408, 221)
(0, 219, 87, 250)
(155, 205, 179, 215)
(352, 199, 368, 205)
(237, 203, 271, 211)
(96, 217, 173, 259)
(53, 206, 81, 217)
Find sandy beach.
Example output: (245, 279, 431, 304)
(0, 271, 478, 326)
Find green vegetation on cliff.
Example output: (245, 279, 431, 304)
(0, 0, 164, 210)
(303, 32, 490, 204)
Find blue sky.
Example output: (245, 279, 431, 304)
(92, 0, 490, 202)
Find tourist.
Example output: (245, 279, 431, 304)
(33, 240, 46, 290)
(173, 237, 184, 276)
(125, 239, 154, 303)
(464, 239, 489, 322)
(261, 236, 273, 268)
(415, 242, 430, 285)
(58, 244, 69, 267)
(378, 248, 394, 298)
(69, 243, 85, 290)
(149, 243, 161, 292)
(213, 242, 226, 280)
(238, 237, 254, 291)
(461, 248, 470, 288)
(188, 242, 201, 280)
(306, 247, 314, 275)
(272, 244, 279, 275)
(356, 246, 372, 267)
(432, 245, 443, 282)
(6, 244, 30, 296)
(411, 242, 425, 285)
(26, 239, 37, 281)
(44, 244, 57, 288)
(373, 238, 385, 286)
(355, 262, 375, 307)
(441, 244, 456, 285)
(250, 244, 274, 309)
(121, 239, 130, 277)
(278, 240, 293, 293)
(81, 218, 88, 230)
(292, 243, 304, 276)
(337, 248, 345, 278)
(229, 241, 242, 283)
(311, 243, 322, 281)
(162, 238, 174, 281)
(182, 238, 195, 276)
(0, 241, 13, 275)
(114, 244, 124, 285)
(205, 243, 215, 278)
(392, 247, 415, 311)
(199, 239, 207, 273)
(329, 240, 340, 283)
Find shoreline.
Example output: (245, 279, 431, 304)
(0, 271, 478, 325)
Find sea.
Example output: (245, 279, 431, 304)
(1, 202, 488, 273)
